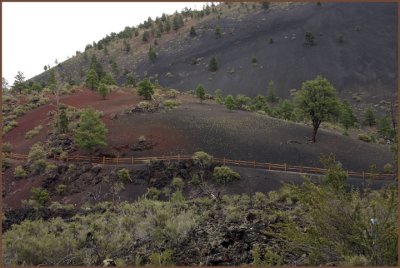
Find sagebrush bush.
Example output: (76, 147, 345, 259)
(2, 142, 12, 153)
(27, 143, 47, 174)
(25, 125, 43, 139)
(383, 163, 393, 174)
(117, 168, 132, 183)
(163, 99, 180, 109)
(358, 133, 371, 142)
(172, 177, 184, 190)
(192, 151, 213, 167)
(14, 165, 27, 179)
(213, 166, 240, 184)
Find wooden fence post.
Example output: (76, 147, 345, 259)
(362, 171, 365, 180)
(131, 157, 134, 164)
(102, 156, 105, 165)
(178, 154, 180, 161)
(284, 163, 287, 171)
(223, 158, 226, 165)
(253, 160, 256, 168)
(269, 163, 271, 170)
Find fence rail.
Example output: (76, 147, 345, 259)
(4, 152, 396, 180)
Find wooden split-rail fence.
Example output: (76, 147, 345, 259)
(4, 152, 396, 180)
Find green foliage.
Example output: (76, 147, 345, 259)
(378, 116, 395, 140)
(101, 73, 116, 85)
(224, 94, 236, 110)
(294, 75, 340, 142)
(148, 46, 157, 63)
(171, 190, 185, 203)
(192, 151, 213, 167)
(383, 163, 393, 174)
(56, 184, 67, 195)
(278, 179, 397, 265)
(340, 100, 357, 130)
(305, 31, 315, 45)
(58, 109, 69, 133)
(172, 177, 184, 191)
(90, 54, 105, 79)
(213, 166, 240, 184)
(27, 143, 47, 174)
(146, 187, 161, 200)
(137, 78, 155, 100)
(85, 68, 99, 90)
(117, 168, 132, 183)
(235, 94, 251, 109)
(13, 71, 26, 93)
(320, 153, 347, 192)
(25, 125, 43, 139)
(358, 133, 372, 143)
(209, 56, 218, 72)
(149, 249, 174, 266)
(364, 107, 376, 127)
(163, 99, 180, 109)
(2, 157, 10, 172)
(195, 84, 206, 104)
(73, 107, 108, 154)
(214, 89, 224, 104)
(30, 187, 50, 207)
(14, 165, 27, 179)
(98, 83, 110, 100)
(2, 142, 12, 153)
(125, 74, 136, 87)
(252, 245, 283, 266)
(272, 99, 293, 120)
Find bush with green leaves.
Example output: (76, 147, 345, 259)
(27, 143, 47, 174)
(117, 168, 132, 183)
(137, 78, 155, 100)
(30, 187, 50, 207)
(224, 95, 236, 110)
(363, 107, 376, 127)
(209, 56, 218, 72)
(2, 142, 12, 153)
(73, 107, 108, 155)
(101, 73, 116, 85)
(358, 133, 372, 143)
(383, 163, 393, 174)
(213, 166, 240, 184)
(192, 151, 213, 168)
(25, 125, 43, 139)
(98, 83, 109, 100)
(172, 177, 184, 191)
(163, 99, 180, 109)
(85, 68, 99, 90)
(195, 84, 206, 104)
(14, 165, 27, 179)
(3, 120, 18, 134)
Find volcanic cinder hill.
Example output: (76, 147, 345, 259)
(31, 2, 397, 104)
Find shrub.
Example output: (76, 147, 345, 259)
(358, 134, 371, 143)
(30, 187, 50, 207)
(192, 151, 213, 167)
(3, 120, 18, 134)
(27, 143, 47, 174)
(383, 163, 393, 174)
(224, 95, 236, 110)
(25, 125, 43, 139)
(149, 249, 174, 266)
(163, 99, 180, 109)
(209, 56, 218, 72)
(137, 78, 155, 100)
(146, 187, 161, 200)
(117, 168, 132, 183)
(56, 184, 67, 195)
(14, 165, 27, 179)
(165, 89, 179, 98)
(172, 177, 184, 191)
(2, 157, 10, 171)
(213, 166, 240, 184)
(2, 142, 12, 153)
(171, 190, 185, 203)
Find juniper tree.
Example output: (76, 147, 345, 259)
(73, 107, 107, 156)
(209, 56, 218, 72)
(364, 107, 376, 127)
(294, 76, 340, 142)
(225, 95, 236, 111)
(85, 68, 99, 90)
(137, 78, 154, 100)
(196, 84, 206, 104)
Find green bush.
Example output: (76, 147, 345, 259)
(149, 249, 174, 266)
(56, 184, 67, 195)
(358, 134, 371, 143)
(172, 177, 184, 191)
(383, 163, 393, 174)
(146, 187, 160, 200)
(2, 157, 10, 171)
(25, 125, 43, 139)
(117, 168, 132, 183)
(27, 143, 47, 174)
(30, 187, 50, 207)
(163, 99, 180, 109)
(192, 151, 213, 167)
(2, 142, 12, 153)
(14, 165, 27, 179)
(213, 166, 240, 184)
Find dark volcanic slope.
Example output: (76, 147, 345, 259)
(139, 2, 397, 99)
